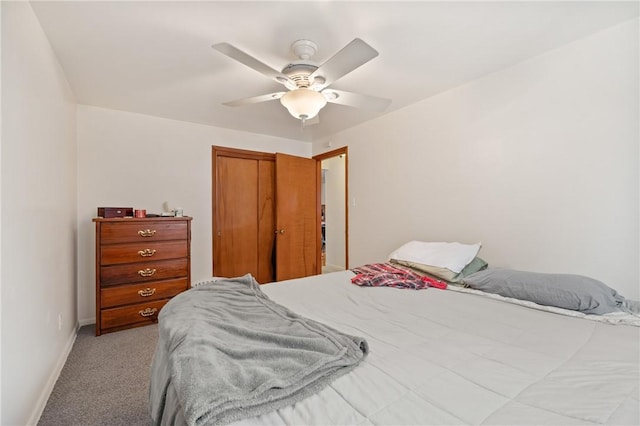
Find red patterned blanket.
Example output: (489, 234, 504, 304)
(351, 263, 447, 290)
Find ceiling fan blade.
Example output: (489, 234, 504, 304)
(223, 92, 286, 107)
(323, 89, 391, 112)
(212, 43, 295, 88)
(309, 39, 379, 90)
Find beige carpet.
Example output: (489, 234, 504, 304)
(38, 324, 158, 426)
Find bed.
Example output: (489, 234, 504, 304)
(149, 264, 639, 426)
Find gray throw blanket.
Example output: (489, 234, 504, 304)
(149, 274, 368, 426)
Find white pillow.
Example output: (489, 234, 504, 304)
(388, 241, 481, 274)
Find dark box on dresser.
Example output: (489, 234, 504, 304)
(97, 207, 133, 218)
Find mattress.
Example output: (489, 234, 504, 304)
(153, 270, 640, 425)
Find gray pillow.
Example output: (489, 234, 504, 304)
(463, 268, 625, 314)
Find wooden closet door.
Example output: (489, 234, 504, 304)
(213, 147, 318, 284)
(215, 156, 260, 280)
(213, 147, 276, 284)
(275, 153, 319, 281)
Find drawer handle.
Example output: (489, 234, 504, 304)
(138, 287, 156, 297)
(138, 268, 156, 277)
(138, 248, 157, 257)
(138, 229, 156, 237)
(139, 307, 158, 317)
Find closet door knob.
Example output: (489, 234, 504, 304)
(279, 229, 285, 234)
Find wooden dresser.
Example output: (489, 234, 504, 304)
(93, 217, 192, 335)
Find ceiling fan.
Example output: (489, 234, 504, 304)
(212, 38, 391, 124)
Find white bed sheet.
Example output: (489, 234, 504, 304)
(228, 270, 640, 426)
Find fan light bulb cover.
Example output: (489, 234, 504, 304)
(280, 88, 327, 120)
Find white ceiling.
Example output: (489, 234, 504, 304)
(30, 1, 639, 142)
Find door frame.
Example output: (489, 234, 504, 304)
(313, 146, 349, 270)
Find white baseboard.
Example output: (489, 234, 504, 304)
(27, 323, 79, 425)
(78, 317, 95, 327)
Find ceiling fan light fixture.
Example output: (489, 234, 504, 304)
(280, 88, 327, 120)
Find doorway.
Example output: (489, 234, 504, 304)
(313, 147, 348, 273)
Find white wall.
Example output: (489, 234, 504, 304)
(76, 106, 311, 324)
(315, 18, 639, 299)
(1, 2, 78, 425)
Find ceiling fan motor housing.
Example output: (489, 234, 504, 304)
(281, 63, 322, 89)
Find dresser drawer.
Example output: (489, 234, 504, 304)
(101, 278, 188, 308)
(100, 240, 187, 265)
(100, 221, 187, 244)
(100, 258, 188, 287)
(101, 299, 169, 330)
